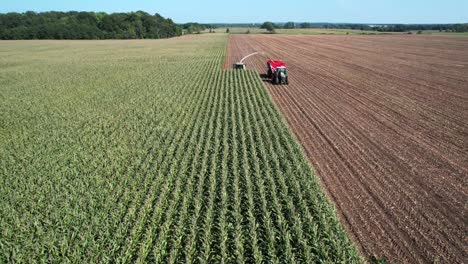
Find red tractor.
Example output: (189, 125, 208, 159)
(233, 52, 289, 85)
(267, 60, 289, 85)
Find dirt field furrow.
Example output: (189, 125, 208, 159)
(271, 77, 424, 262)
(226, 34, 468, 263)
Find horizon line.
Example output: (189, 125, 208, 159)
(0, 10, 466, 25)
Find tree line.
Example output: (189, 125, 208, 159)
(0, 11, 182, 40)
(315, 23, 468, 32)
(261, 21, 468, 32)
(369, 24, 468, 32)
(181, 23, 215, 34)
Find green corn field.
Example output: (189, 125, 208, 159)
(0, 34, 361, 263)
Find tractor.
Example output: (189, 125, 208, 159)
(267, 60, 288, 85)
(233, 52, 289, 85)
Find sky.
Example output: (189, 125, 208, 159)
(1, 0, 467, 24)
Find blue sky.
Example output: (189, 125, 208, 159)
(1, 0, 467, 24)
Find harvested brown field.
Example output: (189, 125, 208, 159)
(225, 34, 468, 263)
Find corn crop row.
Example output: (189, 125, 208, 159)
(0, 35, 361, 263)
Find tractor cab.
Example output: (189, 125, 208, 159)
(277, 67, 287, 75)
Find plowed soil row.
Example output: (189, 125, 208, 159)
(225, 34, 468, 263)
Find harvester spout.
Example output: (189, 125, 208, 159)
(240, 51, 265, 64)
(233, 51, 266, 70)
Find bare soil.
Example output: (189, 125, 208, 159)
(225, 34, 468, 263)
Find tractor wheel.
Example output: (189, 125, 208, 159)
(274, 77, 279, 84)
(285, 76, 289, 85)
(267, 69, 272, 78)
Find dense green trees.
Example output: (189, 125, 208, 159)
(260, 22, 468, 33)
(283, 22, 296, 29)
(182, 23, 213, 34)
(452, 23, 468, 32)
(315, 23, 468, 32)
(0, 11, 182, 39)
(372, 23, 468, 32)
(260, 22, 278, 32)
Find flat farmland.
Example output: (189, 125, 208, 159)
(0, 35, 361, 262)
(226, 34, 468, 263)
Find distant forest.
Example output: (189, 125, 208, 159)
(0, 11, 182, 39)
(308, 23, 468, 32)
(214, 22, 468, 33)
(1, 11, 467, 40)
